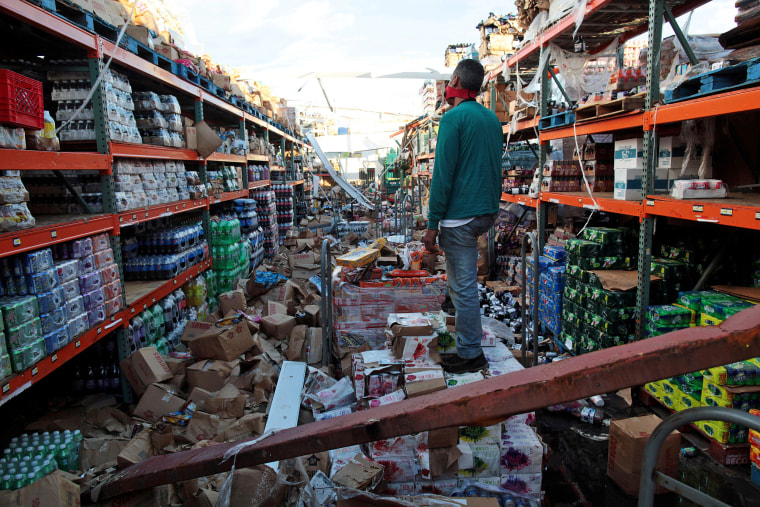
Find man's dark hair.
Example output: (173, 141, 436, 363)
(453, 59, 485, 92)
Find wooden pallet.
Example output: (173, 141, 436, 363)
(637, 388, 750, 466)
(664, 58, 760, 103)
(575, 93, 646, 122)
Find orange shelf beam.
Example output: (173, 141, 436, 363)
(501, 192, 539, 208)
(542, 191, 642, 217)
(644, 194, 760, 230)
(0, 214, 114, 259)
(0, 313, 125, 407)
(270, 166, 285, 172)
(417, 153, 435, 161)
(502, 117, 540, 136)
(206, 153, 247, 164)
(249, 180, 271, 189)
(247, 154, 269, 162)
(110, 142, 199, 161)
(116, 199, 207, 229)
(0, 149, 111, 172)
(208, 189, 249, 205)
(125, 259, 212, 316)
(540, 111, 644, 141)
(650, 87, 760, 127)
(0, 0, 97, 50)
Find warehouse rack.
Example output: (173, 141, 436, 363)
(491, 0, 760, 340)
(0, 0, 311, 405)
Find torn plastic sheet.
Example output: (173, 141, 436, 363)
(523, 39, 620, 102)
(217, 429, 281, 507)
(573, 0, 588, 39)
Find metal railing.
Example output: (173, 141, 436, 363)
(520, 232, 540, 367)
(639, 406, 760, 507)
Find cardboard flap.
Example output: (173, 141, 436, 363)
(590, 270, 661, 292)
(195, 120, 224, 159)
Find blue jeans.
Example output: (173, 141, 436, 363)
(439, 214, 496, 359)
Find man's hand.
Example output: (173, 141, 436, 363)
(423, 228, 439, 253)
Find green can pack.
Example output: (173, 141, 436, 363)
(585, 287, 636, 307)
(578, 256, 634, 271)
(648, 305, 693, 327)
(597, 305, 635, 322)
(677, 291, 718, 312)
(566, 264, 584, 280)
(565, 239, 602, 257)
(651, 258, 689, 279)
(660, 244, 695, 263)
(581, 227, 625, 245)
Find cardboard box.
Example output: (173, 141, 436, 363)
(261, 313, 296, 340)
(404, 367, 447, 398)
(79, 437, 129, 469)
(119, 346, 173, 396)
(180, 321, 255, 362)
(331, 454, 385, 491)
(286, 325, 308, 361)
(219, 289, 246, 316)
(500, 429, 544, 474)
(227, 466, 285, 506)
(304, 305, 321, 327)
(499, 472, 543, 498)
(614, 138, 646, 169)
(613, 168, 668, 200)
(657, 136, 686, 169)
(607, 414, 680, 496)
(307, 327, 323, 365)
(187, 360, 240, 392)
(391, 334, 440, 363)
(289, 251, 317, 268)
(185, 126, 197, 150)
(428, 427, 460, 449)
(210, 72, 232, 91)
(0, 470, 80, 507)
(155, 43, 179, 61)
(133, 383, 186, 421)
(117, 429, 153, 469)
(387, 313, 434, 337)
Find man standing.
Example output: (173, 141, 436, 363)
(423, 59, 503, 374)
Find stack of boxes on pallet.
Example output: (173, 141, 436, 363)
(320, 312, 545, 500)
(578, 140, 614, 193)
(561, 227, 637, 354)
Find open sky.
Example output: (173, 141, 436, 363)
(172, 0, 736, 117)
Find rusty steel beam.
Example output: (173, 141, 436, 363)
(98, 305, 760, 500)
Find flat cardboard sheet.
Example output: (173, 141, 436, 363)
(589, 270, 661, 292)
(711, 285, 760, 303)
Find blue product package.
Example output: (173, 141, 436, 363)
(25, 268, 60, 295)
(36, 286, 66, 315)
(543, 245, 567, 263)
(22, 249, 54, 275)
(40, 307, 68, 335)
(43, 325, 70, 354)
(68, 313, 89, 338)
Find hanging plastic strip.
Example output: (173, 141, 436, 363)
(55, 2, 137, 135)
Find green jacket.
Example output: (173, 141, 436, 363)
(428, 100, 503, 230)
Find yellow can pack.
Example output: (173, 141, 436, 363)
(673, 303, 697, 324)
(644, 381, 662, 399)
(678, 392, 701, 411)
(696, 420, 731, 443)
(336, 247, 380, 268)
(700, 313, 724, 327)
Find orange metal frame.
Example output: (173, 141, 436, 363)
(2, 149, 111, 172)
(116, 200, 207, 230)
(0, 214, 114, 258)
(125, 259, 212, 317)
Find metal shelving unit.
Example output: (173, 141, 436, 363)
(491, 0, 760, 339)
(0, 0, 311, 405)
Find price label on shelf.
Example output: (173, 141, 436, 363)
(755, 212, 760, 220)
(2, 384, 8, 394)
(51, 230, 57, 239)
(75, 340, 81, 349)
(692, 205, 703, 213)
(31, 367, 38, 377)
(720, 208, 733, 217)
(12, 238, 20, 247)
(51, 354, 58, 363)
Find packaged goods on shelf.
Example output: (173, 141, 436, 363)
(214, 127, 247, 155)
(126, 288, 190, 356)
(274, 184, 294, 235)
(0, 233, 121, 378)
(121, 220, 206, 281)
(49, 67, 141, 144)
(210, 217, 249, 293)
(669, 179, 727, 200)
(233, 199, 265, 271)
(248, 163, 270, 182)
(133, 91, 185, 147)
(111, 158, 196, 211)
(207, 166, 243, 194)
(0, 170, 34, 232)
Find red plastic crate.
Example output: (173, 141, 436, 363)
(0, 69, 44, 129)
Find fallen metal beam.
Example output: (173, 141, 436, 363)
(98, 305, 760, 500)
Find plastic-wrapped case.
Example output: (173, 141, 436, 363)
(79, 270, 104, 293)
(55, 259, 80, 283)
(65, 295, 85, 319)
(61, 279, 81, 301)
(25, 268, 60, 294)
(103, 280, 122, 300)
(43, 325, 69, 354)
(6, 318, 42, 350)
(40, 307, 67, 335)
(68, 313, 89, 338)
(1, 295, 40, 328)
(82, 287, 106, 310)
(22, 249, 54, 275)
(36, 286, 65, 315)
(77, 254, 95, 275)
(104, 297, 122, 317)
(71, 237, 93, 258)
(87, 305, 106, 327)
